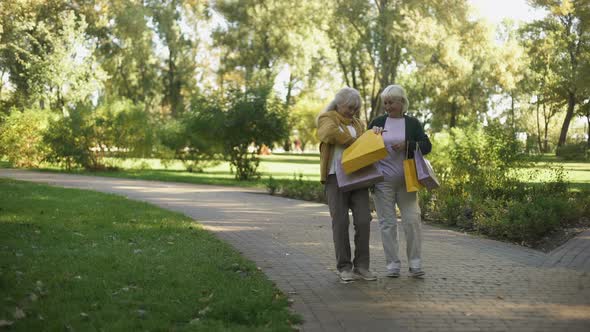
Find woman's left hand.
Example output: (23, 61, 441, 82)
(391, 141, 406, 152)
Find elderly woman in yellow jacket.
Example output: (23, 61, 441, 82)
(317, 87, 376, 282)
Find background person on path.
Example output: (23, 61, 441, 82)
(369, 85, 432, 278)
(317, 87, 377, 282)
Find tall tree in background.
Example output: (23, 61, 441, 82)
(212, 0, 323, 98)
(529, 0, 590, 151)
(87, 0, 162, 110)
(520, 20, 564, 152)
(0, 0, 103, 112)
(326, 0, 476, 124)
(148, 0, 206, 117)
(404, 9, 500, 129)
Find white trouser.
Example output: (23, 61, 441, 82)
(372, 177, 422, 270)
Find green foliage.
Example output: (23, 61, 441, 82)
(0, 108, 51, 167)
(221, 88, 289, 181)
(291, 97, 321, 150)
(94, 99, 157, 158)
(158, 96, 224, 172)
(266, 176, 280, 195)
(265, 174, 325, 203)
(425, 125, 585, 245)
(44, 105, 97, 170)
(428, 123, 525, 196)
(0, 4, 104, 111)
(556, 142, 588, 161)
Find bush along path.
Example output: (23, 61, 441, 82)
(1, 169, 590, 332)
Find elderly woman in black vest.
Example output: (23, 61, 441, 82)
(370, 85, 431, 278)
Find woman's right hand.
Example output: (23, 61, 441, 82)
(372, 126, 385, 135)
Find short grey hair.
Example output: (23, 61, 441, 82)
(381, 85, 409, 113)
(316, 87, 362, 125)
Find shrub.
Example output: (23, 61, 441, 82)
(265, 175, 325, 203)
(0, 108, 51, 167)
(423, 124, 585, 245)
(44, 105, 97, 169)
(221, 87, 289, 181)
(556, 142, 588, 161)
(93, 99, 156, 158)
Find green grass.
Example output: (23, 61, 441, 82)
(0, 179, 299, 331)
(519, 154, 590, 191)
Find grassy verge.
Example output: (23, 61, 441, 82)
(0, 179, 299, 331)
(520, 154, 590, 191)
(0, 154, 320, 190)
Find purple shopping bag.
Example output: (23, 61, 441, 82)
(414, 146, 440, 190)
(335, 157, 384, 192)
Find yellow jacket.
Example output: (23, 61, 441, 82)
(317, 111, 365, 183)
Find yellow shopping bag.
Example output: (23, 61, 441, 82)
(341, 131, 388, 174)
(403, 158, 423, 192)
(403, 144, 423, 192)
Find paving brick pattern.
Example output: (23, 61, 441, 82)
(1, 169, 589, 332)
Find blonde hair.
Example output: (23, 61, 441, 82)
(316, 87, 362, 125)
(381, 85, 409, 113)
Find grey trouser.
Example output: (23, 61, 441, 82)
(372, 177, 422, 270)
(325, 174, 372, 272)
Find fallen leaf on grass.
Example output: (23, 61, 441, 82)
(14, 307, 25, 319)
(0, 320, 14, 327)
(198, 306, 211, 316)
(199, 293, 213, 302)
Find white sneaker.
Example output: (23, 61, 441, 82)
(409, 268, 425, 277)
(385, 269, 400, 278)
(353, 268, 377, 281)
(339, 270, 355, 282)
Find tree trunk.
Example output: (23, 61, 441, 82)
(450, 101, 458, 128)
(557, 91, 576, 152)
(285, 73, 294, 109)
(543, 104, 550, 153)
(535, 98, 542, 153)
(511, 92, 516, 134)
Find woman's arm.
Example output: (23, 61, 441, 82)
(407, 118, 432, 155)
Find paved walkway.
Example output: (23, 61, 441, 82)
(1, 169, 589, 332)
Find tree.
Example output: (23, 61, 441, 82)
(0, 2, 104, 112)
(90, 0, 162, 110)
(212, 0, 323, 96)
(326, 0, 476, 125)
(221, 87, 289, 180)
(291, 97, 322, 151)
(147, 0, 206, 117)
(529, 0, 590, 151)
(520, 20, 565, 152)
(404, 15, 500, 130)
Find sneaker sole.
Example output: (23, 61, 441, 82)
(353, 272, 377, 281)
(356, 276, 377, 281)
